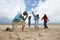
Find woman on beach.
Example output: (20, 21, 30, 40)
(32, 11, 39, 29)
(12, 11, 28, 31)
(41, 14, 49, 29)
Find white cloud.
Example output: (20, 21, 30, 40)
(0, 0, 26, 20)
(31, 0, 60, 23)
(0, 0, 60, 24)
(17, 0, 26, 13)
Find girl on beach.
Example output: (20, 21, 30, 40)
(28, 16, 31, 27)
(41, 14, 49, 29)
(32, 11, 39, 29)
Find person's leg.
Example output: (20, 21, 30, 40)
(20, 21, 25, 31)
(45, 22, 48, 28)
(35, 20, 39, 30)
(12, 22, 14, 30)
(44, 21, 46, 29)
(29, 21, 31, 27)
(37, 20, 39, 29)
(34, 21, 37, 29)
(44, 21, 48, 29)
(22, 25, 25, 31)
(12, 22, 17, 31)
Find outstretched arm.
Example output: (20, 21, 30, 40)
(47, 18, 49, 21)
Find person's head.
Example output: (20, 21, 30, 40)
(29, 16, 31, 18)
(23, 11, 28, 16)
(44, 14, 47, 18)
(44, 14, 47, 16)
(37, 14, 39, 17)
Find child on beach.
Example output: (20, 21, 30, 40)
(41, 14, 49, 29)
(28, 16, 31, 27)
(12, 11, 28, 31)
(32, 11, 39, 29)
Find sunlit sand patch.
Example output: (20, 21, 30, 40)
(0, 24, 60, 40)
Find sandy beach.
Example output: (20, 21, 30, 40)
(0, 24, 60, 40)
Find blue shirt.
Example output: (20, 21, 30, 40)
(12, 12, 23, 22)
(33, 14, 39, 21)
(12, 11, 28, 22)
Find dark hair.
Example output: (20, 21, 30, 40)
(43, 14, 47, 18)
(37, 14, 39, 17)
(23, 11, 28, 15)
(29, 16, 31, 18)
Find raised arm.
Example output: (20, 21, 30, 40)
(32, 11, 35, 16)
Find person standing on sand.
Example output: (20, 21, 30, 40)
(28, 16, 31, 27)
(41, 14, 49, 29)
(32, 11, 39, 29)
(12, 11, 28, 31)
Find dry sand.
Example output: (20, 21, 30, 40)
(0, 24, 60, 40)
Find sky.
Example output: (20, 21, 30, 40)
(0, 0, 60, 24)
